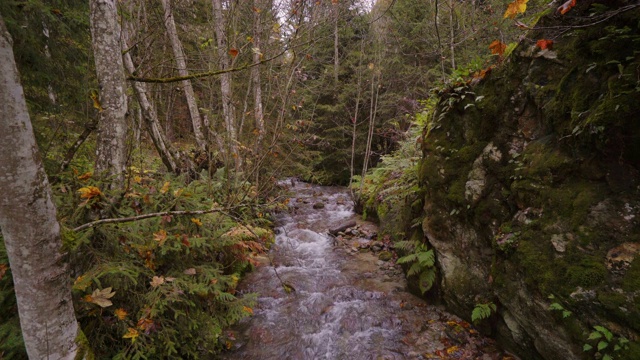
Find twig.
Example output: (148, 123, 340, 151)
(73, 207, 225, 232)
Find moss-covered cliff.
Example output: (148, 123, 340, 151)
(359, 2, 640, 359)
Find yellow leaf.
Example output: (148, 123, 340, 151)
(88, 287, 116, 308)
(191, 218, 203, 226)
(123, 327, 139, 342)
(114, 308, 128, 320)
(78, 186, 102, 200)
(90, 91, 103, 111)
(173, 188, 183, 197)
(153, 230, 168, 246)
(504, 0, 528, 19)
(133, 175, 142, 184)
(446, 346, 459, 354)
(160, 181, 170, 194)
(150, 276, 165, 288)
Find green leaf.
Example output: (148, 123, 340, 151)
(588, 331, 603, 340)
(549, 303, 563, 311)
(602, 354, 613, 360)
(417, 250, 434, 267)
(397, 253, 418, 264)
(562, 310, 572, 318)
(418, 269, 435, 295)
(407, 262, 422, 277)
(583, 344, 593, 352)
(597, 341, 609, 351)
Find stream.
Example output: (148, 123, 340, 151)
(223, 182, 513, 360)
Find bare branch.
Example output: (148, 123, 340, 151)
(73, 207, 225, 232)
(127, 49, 287, 84)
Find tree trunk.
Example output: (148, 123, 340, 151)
(123, 50, 186, 174)
(449, 0, 456, 70)
(161, 0, 207, 151)
(212, 0, 240, 170)
(333, 3, 339, 86)
(90, 0, 128, 189)
(252, 0, 265, 170)
(0, 16, 84, 360)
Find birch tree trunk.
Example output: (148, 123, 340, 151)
(90, 0, 128, 189)
(212, 0, 240, 170)
(161, 0, 207, 151)
(0, 16, 84, 360)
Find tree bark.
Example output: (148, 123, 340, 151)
(212, 0, 240, 170)
(161, 0, 207, 151)
(0, 15, 83, 360)
(252, 0, 265, 165)
(90, 0, 128, 189)
(123, 50, 186, 174)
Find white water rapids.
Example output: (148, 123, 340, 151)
(222, 182, 509, 360)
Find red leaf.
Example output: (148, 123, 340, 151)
(536, 39, 554, 50)
(229, 48, 239, 57)
(557, 0, 577, 15)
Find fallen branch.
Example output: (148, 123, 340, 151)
(73, 207, 224, 232)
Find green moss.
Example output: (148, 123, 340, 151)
(619, 341, 640, 360)
(447, 179, 466, 204)
(566, 257, 607, 288)
(75, 328, 95, 360)
(622, 258, 640, 293)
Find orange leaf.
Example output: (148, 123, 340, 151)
(536, 39, 554, 50)
(503, 0, 528, 19)
(242, 306, 254, 315)
(489, 40, 507, 56)
(153, 230, 168, 246)
(78, 186, 102, 200)
(557, 0, 576, 15)
(77, 172, 92, 180)
(0, 263, 7, 281)
(114, 308, 128, 320)
(229, 48, 239, 57)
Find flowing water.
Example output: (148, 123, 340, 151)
(223, 182, 510, 360)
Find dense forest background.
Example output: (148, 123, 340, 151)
(1, 0, 639, 359)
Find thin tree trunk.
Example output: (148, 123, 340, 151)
(361, 66, 380, 192)
(123, 50, 186, 174)
(60, 120, 97, 172)
(0, 16, 85, 360)
(161, 0, 207, 151)
(449, 0, 456, 70)
(349, 40, 365, 192)
(212, 0, 240, 171)
(333, 3, 340, 86)
(252, 0, 265, 175)
(90, 0, 128, 189)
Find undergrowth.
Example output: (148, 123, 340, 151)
(1, 163, 285, 359)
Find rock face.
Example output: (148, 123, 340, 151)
(411, 7, 640, 360)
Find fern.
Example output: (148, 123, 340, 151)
(471, 302, 497, 324)
(396, 242, 436, 295)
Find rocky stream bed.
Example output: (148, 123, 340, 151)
(222, 182, 516, 359)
